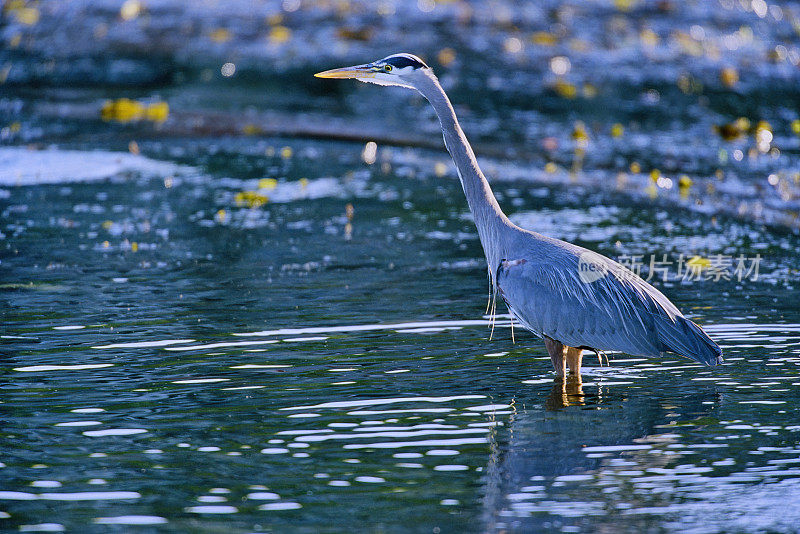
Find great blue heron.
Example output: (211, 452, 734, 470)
(315, 53, 723, 376)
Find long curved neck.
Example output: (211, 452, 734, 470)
(415, 71, 510, 266)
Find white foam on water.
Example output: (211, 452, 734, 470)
(94, 516, 167, 525)
(185, 505, 238, 514)
(0, 147, 185, 186)
(93, 339, 194, 349)
(465, 404, 512, 412)
(236, 320, 505, 337)
(164, 340, 279, 351)
(82, 429, 148, 437)
(13, 364, 113, 372)
(293, 428, 488, 443)
(172, 378, 229, 384)
(343, 437, 489, 450)
(355, 476, 385, 483)
(357, 424, 457, 432)
(0, 491, 38, 500)
(510, 207, 626, 244)
(395, 327, 462, 333)
(197, 496, 226, 503)
(17, 524, 64, 532)
(255, 176, 358, 204)
(230, 364, 290, 369)
(280, 395, 486, 411)
(433, 465, 469, 471)
(247, 492, 280, 500)
(260, 448, 290, 454)
(257, 502, 302, 510)
(38, 491, 141, 501)
(555, 474, 594, 482)
(508, 500, 607, 517)
(582, 445, 653, 453)
(30, 481, 61, 488)
(276, 429, 333, 436)
(346, 408, 454, 415)
(704, 323, 800, 334)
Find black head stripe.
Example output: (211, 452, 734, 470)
(381, 54, 428, 69)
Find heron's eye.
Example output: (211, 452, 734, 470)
(384, 65, 393, 72)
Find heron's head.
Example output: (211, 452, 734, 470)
(314, 53, 430, 90)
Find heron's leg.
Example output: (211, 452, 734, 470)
(565, 346, 583, 375)
(544, 338, 566, 377)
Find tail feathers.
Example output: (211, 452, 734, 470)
(657, 316, 723, 366)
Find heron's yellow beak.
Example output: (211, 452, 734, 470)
(314, 64, 375, 79)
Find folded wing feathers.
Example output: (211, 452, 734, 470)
(498, 247, 722, 365)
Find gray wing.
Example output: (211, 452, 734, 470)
(495, 241, 722, 365)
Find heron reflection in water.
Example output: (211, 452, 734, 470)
(546, 375, 587, 410)
(316, 54, 722, 377)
